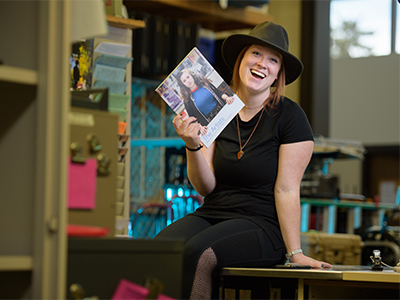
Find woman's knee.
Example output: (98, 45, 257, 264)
(184, 239, 208, 262)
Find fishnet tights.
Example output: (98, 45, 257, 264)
(190, 247, 217, 300)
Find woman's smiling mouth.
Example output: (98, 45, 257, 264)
(250, 69, 266, 79)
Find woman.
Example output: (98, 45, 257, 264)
(177, 68, 234, 127)
(154, 21, 332, 299)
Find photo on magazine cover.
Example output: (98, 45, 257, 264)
(155, 47, 244, 148)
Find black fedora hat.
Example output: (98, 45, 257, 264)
(222, 21, 303, 85)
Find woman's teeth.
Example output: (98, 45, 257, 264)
(250, 69, 266, 79)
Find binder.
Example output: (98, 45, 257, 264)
(162, 17, 172, 75)
(187, 23, 200, 56)
(128, 8, 201, 78)
(150, 15, 164, 76)
(169, 19, 186, 70)
(132, 12, 152, 77)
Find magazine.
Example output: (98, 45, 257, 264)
(70, 39, 94, 91)
(155, 47, 244, 148)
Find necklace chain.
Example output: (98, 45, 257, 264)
(236, 109, 264, 160)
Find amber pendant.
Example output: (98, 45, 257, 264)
(237, 150, 244, 160)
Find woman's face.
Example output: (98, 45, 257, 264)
(238, 44, 282, 96)
(180, 71, 197, 91)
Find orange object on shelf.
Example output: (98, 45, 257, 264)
(67, 224, 109, 237)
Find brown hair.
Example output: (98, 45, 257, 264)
(231, 46, 286, 111)
(176, 68, 214, 105)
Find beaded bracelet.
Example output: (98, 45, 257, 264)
(285, 249, 303, 260)
(186, 144, 203, 152)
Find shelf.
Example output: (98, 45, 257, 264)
(300, 198, 397, 210)
(0, 65, 38, 85)
(123, 0, 273, 31)
(106, 15, 145, 29)
(131, 137, 185, 149)
(0, 255, 33, 271)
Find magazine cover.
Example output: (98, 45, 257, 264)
(155, 47, 244, 148)
(70, 39, 94, 91)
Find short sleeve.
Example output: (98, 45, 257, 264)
(279, 99, 314, 144)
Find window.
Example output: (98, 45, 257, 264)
(330, 0, 394, 59)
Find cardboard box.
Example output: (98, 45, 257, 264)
(301, 232, 362, 265)
(379, 179, 400, 204)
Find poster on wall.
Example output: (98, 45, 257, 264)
(70, 39, 94, 91)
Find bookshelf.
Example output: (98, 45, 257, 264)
(0, 65, 38, 85)
(106, 14, 145, 29)
(123, 0, 273, 31)
(100, 16, 145, 235)
(0, 256, 33, 271)
(0, 0, 70, 298)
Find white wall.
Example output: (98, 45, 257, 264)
(329, 53, 400, 146)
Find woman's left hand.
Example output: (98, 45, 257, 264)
(290, 253, 332, 269)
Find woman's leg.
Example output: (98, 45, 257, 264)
(154, 214, 213, 242)
(153, 215, 214, 298)
(183, 219, 285, 299)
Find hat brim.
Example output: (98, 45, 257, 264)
(222, 34, 304, 85)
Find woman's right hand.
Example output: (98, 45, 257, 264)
(172, 115, 203, 149)
(173, 114, 217, 196)
(290, 253, 332, 269)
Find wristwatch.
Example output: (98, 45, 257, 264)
(285, 249, 303, 260)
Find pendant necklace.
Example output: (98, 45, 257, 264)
(236, 109, 264, 160)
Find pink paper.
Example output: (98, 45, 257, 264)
(112, 278, 176, 300)
(68, 158, 97, 209)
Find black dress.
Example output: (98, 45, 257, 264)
(192, 97, 314, 250)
